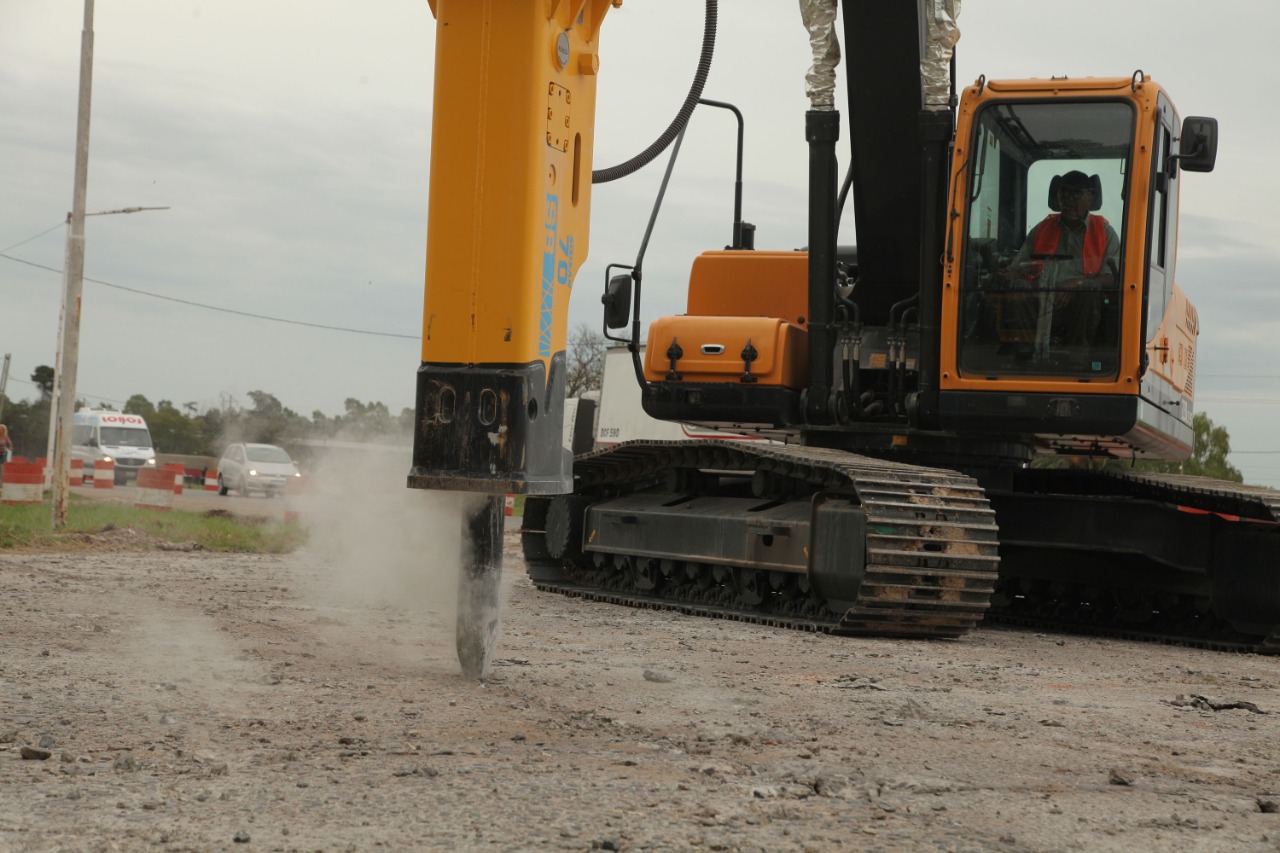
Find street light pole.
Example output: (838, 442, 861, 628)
(44, 206, 169, 492)
(51, 0, 95, 529)
(0, 353, 10, 423)
(45, 212, 73, 490)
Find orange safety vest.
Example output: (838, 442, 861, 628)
(1032, 214, 1109, 276)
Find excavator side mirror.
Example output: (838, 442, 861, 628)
(603, 273, 632, 330)
(1172, 116, 1218, 174)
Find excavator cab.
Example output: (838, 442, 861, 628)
(939, 76, 1217, 460)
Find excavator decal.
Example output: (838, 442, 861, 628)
(539, 193, 561, 358)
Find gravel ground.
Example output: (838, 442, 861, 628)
(3, 514, 1280, 852)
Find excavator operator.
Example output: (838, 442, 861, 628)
(998, 170, 1121, 353)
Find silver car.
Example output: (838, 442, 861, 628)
(217, 443, 300, 498)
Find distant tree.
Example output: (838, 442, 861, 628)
(334, 398, 398, 440)
(247, 390, 285, 419)
(233, 390, 309, 448)
(2, 398, 49, 459)
(565, 323, 605, 398)
(310, 410, 334, 437)
(1144, 411, 1243, 482)
(0, 383, 454, 460)
(31, 365, 54, 401)
(124, 394, 156, 418)
(237, 390, 286, 444)
(199, 407, 226, 453)
(149, 405, 204, 455)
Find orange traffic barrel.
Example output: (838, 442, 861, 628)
(0, 461, 44, 504)
(162, 463, 185, 495)
(134, 467, 173, 511)
(92, 460, 115, 489)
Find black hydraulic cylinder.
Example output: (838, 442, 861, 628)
(840, 0, 927, 323)
(805, 109, 841, 424)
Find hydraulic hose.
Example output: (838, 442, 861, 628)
(836, 163, 854, 224)
(592, 0, 717, 184)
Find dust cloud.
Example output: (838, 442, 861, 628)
(282, 445, 499, 672)
(118, 610, 270, 715)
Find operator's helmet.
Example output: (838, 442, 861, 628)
(1048, 170, 1103, 211)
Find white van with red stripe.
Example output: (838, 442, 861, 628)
(71, 410, 157, 485)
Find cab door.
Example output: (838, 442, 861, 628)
(1139, 94, 1199, 438)
(1142, 95, 1180, 358)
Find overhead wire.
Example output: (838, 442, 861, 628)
(1, 222, 67, 254)
(1, 367, 132, 407)
(0, 251, 417, 340)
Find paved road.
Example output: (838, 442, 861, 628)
(72, 480, 522, 529)
(72, 481, 288, 520)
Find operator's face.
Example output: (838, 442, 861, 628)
(1058, 186, 1091, 225)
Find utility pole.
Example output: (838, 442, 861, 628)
(45, 212, 72, 489)
(51, 0, 95, 529)
(0, 353, 10, 421)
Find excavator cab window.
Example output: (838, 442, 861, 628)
(1144, 97, 1181, 348)
(957, 100, 1134, 379)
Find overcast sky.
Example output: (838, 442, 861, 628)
(3, 1, 1278, 486)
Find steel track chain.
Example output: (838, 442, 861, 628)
(1018, 467, 1280, 522)
(525, 440, 1001, 640)
(990, 467, 1280, 654)
(527, 447, 1280, 654)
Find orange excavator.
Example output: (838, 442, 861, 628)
(409, 1, 1279, 677)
